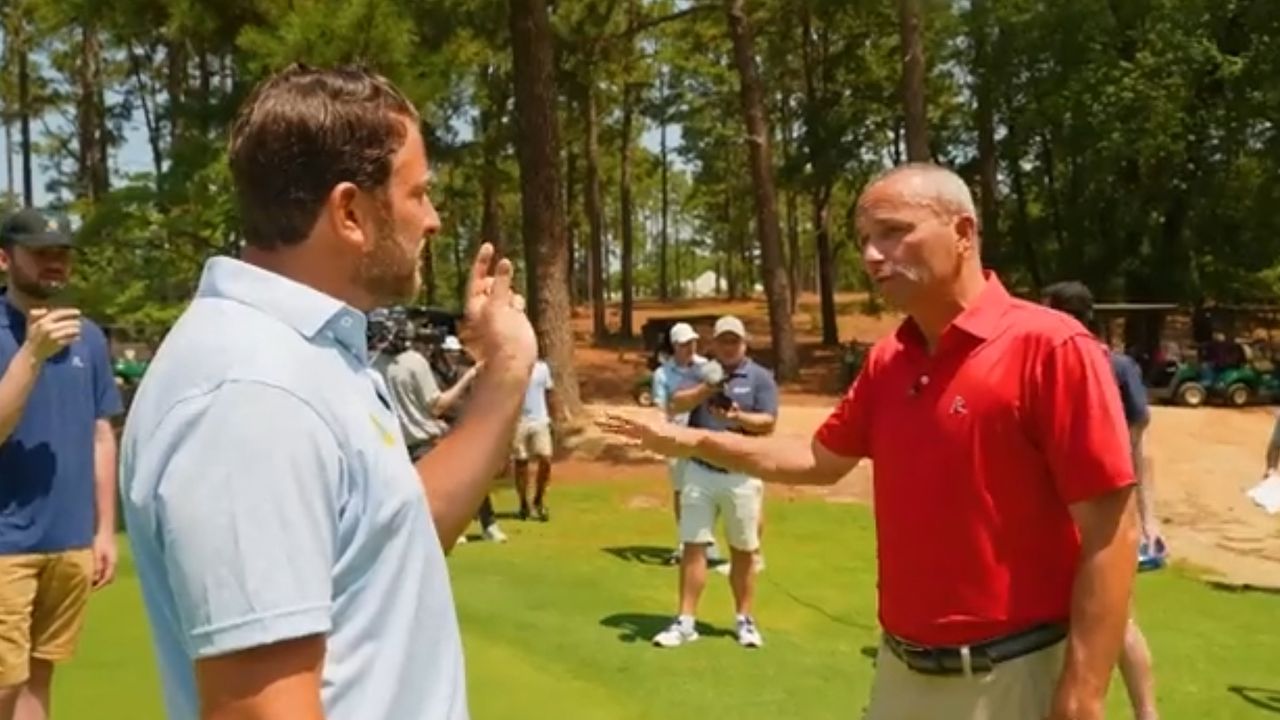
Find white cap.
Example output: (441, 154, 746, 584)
(442, 335, 463, 352)
(669, 322, 698, 345)
(714, 315, 748, 339)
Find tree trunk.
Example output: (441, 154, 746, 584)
(659, 76, 670, 302)
(971, 0, 1000, 250)
(897, 0, 930, 162)
(799, 6, 837, 344)
(724, 0, 799, 380)
(18, 42, 32, 206)
(77, 23, 109, 203)
(166, 39, 186, 148)
(618, 82, 636, 339)
(479, 66, 506, 257)
(565, 148, 578, 306)
(583, 82, 607, 341)
(508, 0, 584, 421)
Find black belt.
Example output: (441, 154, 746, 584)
(884, 622, 1067, 676)
(689, 457, 730, 474)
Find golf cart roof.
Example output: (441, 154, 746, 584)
(1092, 303, 1181, 312)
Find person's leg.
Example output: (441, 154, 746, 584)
(477, 495, 496, 529)
(21, 549, 92, 720)
(531, 425, 554, 520)
(0, 555, 40, 720)
(513, 460, 531, 518)
(725, 480, 762, 617)
(654, 478, 716, 647)
(1120, 617, 1159, 720)
(678, 543, 709, 617)
(12, 661, 51, 720)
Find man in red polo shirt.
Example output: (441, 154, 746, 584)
(599, 163, 1139, 719)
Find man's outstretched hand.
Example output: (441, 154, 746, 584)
(596, 413, 694, 459)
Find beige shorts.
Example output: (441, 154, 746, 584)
(865, 639, 1065, 720)
(679, 461, 763, 552)
(512, 421, 553, 461)
(0, 549, 94, 686)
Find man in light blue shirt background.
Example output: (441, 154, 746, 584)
(119, 65, 537, 720)
(650, 322, 719, 563)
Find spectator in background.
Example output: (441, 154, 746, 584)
(650, 315, 777, 650)
(0, 209, 123, 720)
(433, 334, 506, 543)
(1043, 280, 1161, 720)
(651, 323, 723, 566)
(513, 349, 556, 522)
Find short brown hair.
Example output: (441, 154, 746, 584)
(228, 64, 419, 250)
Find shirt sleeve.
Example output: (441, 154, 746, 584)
(754, 369, 779, 418)
(652, 367, 670, 410)
(814, 361, 877, 459)
(153, 381, 341, 659)
(89, 325, 124, 419)
(1032, 335, 1135, 505)
(412, 354, 443, 409)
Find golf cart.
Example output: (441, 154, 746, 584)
(1090, 303, 1212, 407)
(633, 314, 720, 406)
(1205, 341, 1280, 406)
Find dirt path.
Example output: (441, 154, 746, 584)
(576, 401, 1280, 588)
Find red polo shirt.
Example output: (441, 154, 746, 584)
(815, 275, 1133, 646)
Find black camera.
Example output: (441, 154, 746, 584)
(707, 390, 734, 412)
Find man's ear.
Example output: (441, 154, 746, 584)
(324, 182, 368, 251)
(954, 214, 979, 256)
(0, 246, 12, 273)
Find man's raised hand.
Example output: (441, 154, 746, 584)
(596, 412, 693, 459)
(464, 243, 536, 376)
(24, 308, 81, 362)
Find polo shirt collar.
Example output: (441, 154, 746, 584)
(898, 271, 1013, 346)
(724, 357, 755, 376)
(0, 290, 18, 328)
(195, 257, 369, 362)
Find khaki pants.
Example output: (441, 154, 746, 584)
(865, 640, 1065, 720)
(0, 550, 94, 686)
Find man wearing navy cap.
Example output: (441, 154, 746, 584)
(0, 208, 123, 719)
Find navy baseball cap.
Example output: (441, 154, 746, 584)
(0, 209, 73, 248)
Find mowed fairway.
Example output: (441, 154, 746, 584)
(58, 478, 1280, 719)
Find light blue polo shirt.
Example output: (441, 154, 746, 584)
(652, 354, 707, 425)
(119, 258, 467, 720)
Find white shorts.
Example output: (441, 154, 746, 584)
(667, 458, 689, 491)
(678, 460, 763, 552)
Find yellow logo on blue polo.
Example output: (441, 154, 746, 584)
(370, 414, 396, 446)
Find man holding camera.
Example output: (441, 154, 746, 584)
(651, 315, 777, 649)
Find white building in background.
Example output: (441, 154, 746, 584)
(679, 270, 764, 298)
(682, 270, 720, 297)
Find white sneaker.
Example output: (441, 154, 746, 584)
(736, 617, 764, 648)
(456, 534, 469, 545)
(483, 525, 508, 543)
(652, 619, 699, 648)
(754, 553, 766, 573)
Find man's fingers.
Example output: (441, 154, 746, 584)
(467, 243, 496, 297)
(489, 258, 514, 305)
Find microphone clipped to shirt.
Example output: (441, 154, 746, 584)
(908, 374, 930, 398)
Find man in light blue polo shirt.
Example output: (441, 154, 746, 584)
(119, 65, 536, 720)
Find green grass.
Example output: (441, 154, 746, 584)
(58, 479, 1280, 719)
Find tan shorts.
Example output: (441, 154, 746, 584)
(679, 461, 763, 552)
(512, 421, 553, 461)
(0, 549, 94, 686)
(865, 639, 1065, 720)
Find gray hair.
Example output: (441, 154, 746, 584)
(861, 162, 977, 221)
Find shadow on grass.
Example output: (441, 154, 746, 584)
(1206, 580, 1280, 597)
(762, 576, 875, 632)
(601, 545, 673, 566)
(1227, 686, 1280, 713)
(599, 612, 735, 644)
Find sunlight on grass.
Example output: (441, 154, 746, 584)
(59, 480, 1280, 719)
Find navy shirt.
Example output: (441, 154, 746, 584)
(1110, 349, 1150, 427)
(0, 295, 122, 554)
(688, 357, 779, 434)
